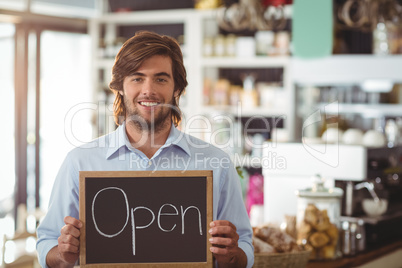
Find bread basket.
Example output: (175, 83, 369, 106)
(253, 250, 312, 268)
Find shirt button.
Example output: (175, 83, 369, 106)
(148, 160, 152, 166)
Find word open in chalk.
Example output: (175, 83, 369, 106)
(91, 187, 203, 255)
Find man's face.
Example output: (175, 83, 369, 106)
(122, 55, 178, 132)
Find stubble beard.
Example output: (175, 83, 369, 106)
(124, 97, 174, 134)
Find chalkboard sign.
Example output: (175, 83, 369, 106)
(79, 170, 213, 267)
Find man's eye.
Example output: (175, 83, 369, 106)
(156, 78, 167, 82)
(132, 78, 142, 82)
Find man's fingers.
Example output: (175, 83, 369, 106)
(61, 224, 81, 238)
(58, 234, 80, 247)
(210, 220, 237, 231)
(64, 216, 82, 229)
(209, 237, 238, 248)
(209, 225, 231, 235)
(59, 242, 79, 254)
(210, 246, 229, 255)
(209, 225, 239, 239)
(56, 218, 82, 265)
(208, 221, 243, 266)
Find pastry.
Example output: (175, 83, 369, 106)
(309, 232, 330, 248)
(254, 225, 298, 253)
(252, 236, 276, 253)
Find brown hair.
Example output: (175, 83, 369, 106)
(109, 31, 188, 126)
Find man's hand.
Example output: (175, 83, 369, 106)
(46, 216, 82, 268)
(58, 216, 82, 264)
(208, 220, 247, 268)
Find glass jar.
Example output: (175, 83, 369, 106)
(203, 37, 214, 57)
(225, 34, 237, 57)
(213, 34, 225, 57)
(295, 175, 343, 260)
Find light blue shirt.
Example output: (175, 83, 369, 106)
(36, 122, 254, 267)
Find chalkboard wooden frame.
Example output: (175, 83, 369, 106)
(79, 170, 213, 267)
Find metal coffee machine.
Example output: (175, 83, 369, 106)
(263, 142, 402, 256)
(335, 146, 402, 252)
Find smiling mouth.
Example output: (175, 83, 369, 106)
(139, 101, 159, 107)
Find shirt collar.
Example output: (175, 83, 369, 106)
(105, 121, 190, 159)
(163, 123, 191, 156)
(105, 122, 127, 159)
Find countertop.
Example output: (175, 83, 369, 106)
(307, 238, 402, 268)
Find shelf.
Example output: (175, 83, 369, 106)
(318, 103, 402, 117)
(95, 57, 191, 68)
(93, 8, 217, 24)
(292, 55, 402, 85)
(200, 105, 289, 117)
(95, 6, 293, 25)
(90, 7, 402, 142)
(201, 56, 290, 68)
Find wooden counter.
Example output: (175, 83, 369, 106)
(307, 239, 402, 268)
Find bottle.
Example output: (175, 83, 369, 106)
(203, 37, 214, 57)
(177, 35, 186, 56)
(241, 74, 258, 108)
(373, 14, 390, 55)
(356, 219, 366, 252)
(342, 221, 351, 256)
(255, 31, 274, 56)
(214, 35, 225, 57)
(385, 119, 398, 147)
(225, 34, 237, 57)
(113, 37, 125, 57)
(349, 222, 357, 256)
(98, 38, 106, 58)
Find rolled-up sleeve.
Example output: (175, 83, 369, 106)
(36, 152, 80, 268)
(217, 163, 254, 268)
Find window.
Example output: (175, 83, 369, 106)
(0, 9, 89, 237)
(0, 0, 27, 11)
(31, 0, 98, 18)
(39, 30, 92, 211)
(0, 22, 16, 235)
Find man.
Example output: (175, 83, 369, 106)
(36, 31, 254, 268)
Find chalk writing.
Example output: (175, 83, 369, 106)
(91, 187, 203, 256)
(91, 187, 129, 238)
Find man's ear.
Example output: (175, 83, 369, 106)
(174, 89, 180, 98)
(119, 90, 123, 96)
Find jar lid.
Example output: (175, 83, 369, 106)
(295, 174, 344, 198)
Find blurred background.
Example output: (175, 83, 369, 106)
(1, 0, 402, 266)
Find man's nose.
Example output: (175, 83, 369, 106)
(140, 80, 155, 95)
